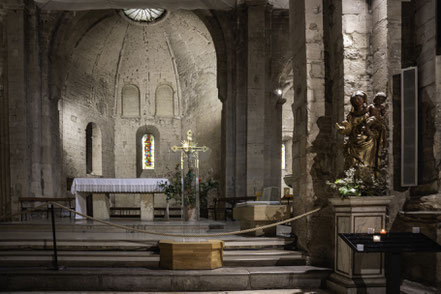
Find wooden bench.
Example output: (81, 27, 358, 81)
(19, 197, 75, 220)
(213, 196, 257, 221)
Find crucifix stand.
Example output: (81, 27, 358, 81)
(171, 130, 208, 221)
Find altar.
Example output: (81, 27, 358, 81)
(71, 178, 169, 220)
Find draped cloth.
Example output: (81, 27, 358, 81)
(72, 178, 169, 219)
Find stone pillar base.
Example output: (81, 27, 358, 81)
(92, 193, 110, 220)
(140, 193, 154, 221)
(326, 273, 386, 294)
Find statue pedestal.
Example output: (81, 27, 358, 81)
(159, 240, 224, 270)
(327, 196, 393, 294)
(233, 204, 289, 236)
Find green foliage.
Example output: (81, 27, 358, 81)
(159, 164, 219, 208)
(199, 178, 219, 209)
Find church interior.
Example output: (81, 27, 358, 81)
(1, 0, 441, 293)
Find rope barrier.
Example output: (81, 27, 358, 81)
(0, 203, 49, 221)
(49, 201, 322, 238)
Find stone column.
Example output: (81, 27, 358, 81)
(289, 0, 333, 265)
(27, 3, 43, 198)
(246, 0, 269, 196)
(234, 6, 247, 199)
(0, 7, 11, 218)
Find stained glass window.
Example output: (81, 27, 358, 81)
(281, 144, 286, 170)
(142, 134, 155, 169)
(123, 8, 165, 23)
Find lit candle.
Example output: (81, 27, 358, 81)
(380, 229, 387, 234)
(373, 235, 381, 242)
(412, 227, 420, 234)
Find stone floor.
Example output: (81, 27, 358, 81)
(1, 291, 329, 294)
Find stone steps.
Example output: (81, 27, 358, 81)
(0, 249, 305, 267)
(0, 266, 332, 291)
(0, 238, 293, 251)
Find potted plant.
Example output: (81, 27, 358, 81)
(199, 178, 219, 218)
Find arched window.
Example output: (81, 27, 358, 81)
(122, 84, 140, 117)
(281, 143, 286, 170)
(142, 134, 155, 169)
(155, 84, 174, 117)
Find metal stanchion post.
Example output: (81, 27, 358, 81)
(49, 204, 63, 270)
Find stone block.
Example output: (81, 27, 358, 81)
(233, 204, 289, 236)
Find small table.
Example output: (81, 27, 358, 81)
(339, 232, 441, 294)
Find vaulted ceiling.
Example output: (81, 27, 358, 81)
(33, 0, 289, 11)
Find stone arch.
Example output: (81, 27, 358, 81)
(85, 122, 102, 176)
(48, 9, 228, 194)
(193, 10, 228, 103)
(121, 84, 141, 117)
(136, 125, 160, 178)
(155, 84, 174, 117)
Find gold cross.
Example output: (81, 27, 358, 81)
(171, 130, 208, 154)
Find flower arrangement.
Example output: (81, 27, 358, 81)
(327, 166, 387, 199)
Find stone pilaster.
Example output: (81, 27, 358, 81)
(246, 0, 269, 196)
(342, 0, 373, 110)
(6, 1, 28, 215)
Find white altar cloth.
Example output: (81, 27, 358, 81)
(72, 178, 169, 220)
(71, 178, 169, 194)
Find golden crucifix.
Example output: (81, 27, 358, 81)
(171, 130, 208, 221)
